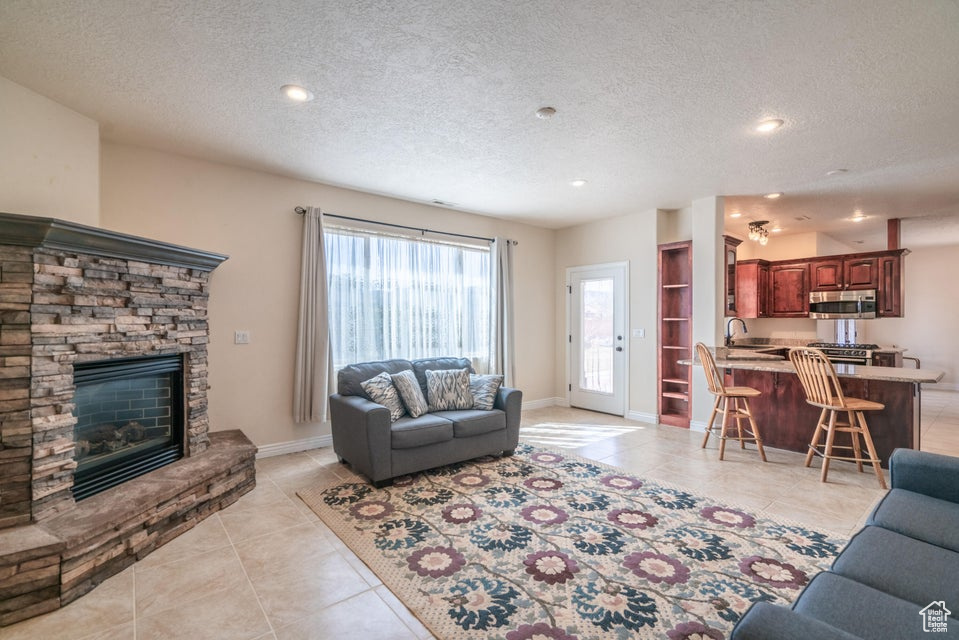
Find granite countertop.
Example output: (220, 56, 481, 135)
(680, 347, 944, 384)
(729, 338, 907, 353)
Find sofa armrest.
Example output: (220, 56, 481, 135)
(731, 602, 862, 640)
(495, 387, 523, 451)
(329, 393, 393, 483)
(889, 448, 959, 504)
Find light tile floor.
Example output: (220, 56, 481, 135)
(6, 389, 958, 639)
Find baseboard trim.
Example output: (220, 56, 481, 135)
(689, 420, 708, 433)
(523, 397, 566, 410)
(256, 434, 333, 459)
(626, 410, 658, 424)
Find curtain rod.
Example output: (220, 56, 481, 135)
(294, 206, 516, 245)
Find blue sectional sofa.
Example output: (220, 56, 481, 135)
(732, 448, 959, 639)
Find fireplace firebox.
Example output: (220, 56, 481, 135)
(72, 354, 185, 500)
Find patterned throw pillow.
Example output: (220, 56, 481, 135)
(391, 370, 430, 418)
(360, 372, 406, 422)
(426, 368, 474, 412)
(469, 374, 504, 410)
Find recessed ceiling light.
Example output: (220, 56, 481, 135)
(570, 179, 587, 187)
(729, 212, 742, 218)
(850, 211, 868, 222)
(764, 192, 783, 199)
(281, 84, 314, 102)
(756, 118, 784, 133)
(826, 169, 848, 176)
(771, 227, 783, 232)
(536, 107, 556, 119)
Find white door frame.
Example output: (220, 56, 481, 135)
(565, 262, 629, 416)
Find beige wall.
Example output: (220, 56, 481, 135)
(554, 209, 663, 421)
(100, 142, 557, 448)
(0, 76, 100, 225)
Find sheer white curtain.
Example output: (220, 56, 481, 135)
(491, 237, 515, 386)
(325, 228, 491, 369)
(293, 207, 334, 423)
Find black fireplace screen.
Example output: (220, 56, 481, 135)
(72, 354, 185, 500)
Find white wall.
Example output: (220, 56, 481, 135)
(0, 76, 100, 225)
(554, 209, 662, 421)
(100, 142, 557, 449)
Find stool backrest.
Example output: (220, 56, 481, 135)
(789, 347, 846, 408)
(695, 342, 725, 395)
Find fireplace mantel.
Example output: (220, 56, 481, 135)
(0, 212, 229, 270)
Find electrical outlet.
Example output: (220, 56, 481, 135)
(234, 330, 251, 344)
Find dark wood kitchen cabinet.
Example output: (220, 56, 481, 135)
(735, 259, 770, 318)
(723, 235, 742, 317)
(810, 256, 879, 291)
(878, 253, 904, 317)
(769, 261, 809, 317)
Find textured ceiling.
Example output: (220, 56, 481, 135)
(2, 0, 959, 245)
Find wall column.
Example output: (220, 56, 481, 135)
(690, 196, 725, 428)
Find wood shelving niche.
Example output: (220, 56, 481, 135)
(658, 241, 692, 428)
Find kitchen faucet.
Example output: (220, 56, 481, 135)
(725, 317, 747, 347)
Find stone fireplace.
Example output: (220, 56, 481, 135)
(0, 212, 257, 625)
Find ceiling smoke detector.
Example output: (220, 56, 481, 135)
(535, 107, 556, 119)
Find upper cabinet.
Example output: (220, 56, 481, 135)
(810, 256, 878, 291)
(723, 235, 742, 317)
(735, 249, 906, 319)
(769, 261, 810, 317)
(736, 259, 770, 318)
(878, 253, 904, 317)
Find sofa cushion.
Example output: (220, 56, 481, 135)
(426, 368, 474, 411)
(360, 372, 406, 422)
(412, 357, 474, 396)
(831, 525, 959, 607)
(391, 370, 430, 418)
(338, 359, 413, 398)
(868, 488, 959, 552)
(433, 409, 506, 438)
(469, 374, 504, 410)
(391, 414, 454, 449)
(793, 572, 956, 638)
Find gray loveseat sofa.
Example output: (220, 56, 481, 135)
(329, 357, 522, 487)
(732, 448, 959, 639)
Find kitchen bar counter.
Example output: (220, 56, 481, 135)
(681, 348, 944, 466)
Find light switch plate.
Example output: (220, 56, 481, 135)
(234, 330, 251, 344)
(632, 328, 645, 338)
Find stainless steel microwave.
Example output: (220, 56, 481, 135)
(809, 290, 877, 319)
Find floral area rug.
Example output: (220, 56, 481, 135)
(298, 444, 845, 639)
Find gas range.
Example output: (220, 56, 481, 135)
(806, 342, 878, 365)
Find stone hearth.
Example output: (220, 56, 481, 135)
(0, 212, 256, 625)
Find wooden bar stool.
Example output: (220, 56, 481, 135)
(695, 343, 766, 461)
(788, 347, 887, 489)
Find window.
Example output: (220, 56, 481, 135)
(325, 227, 491, 369)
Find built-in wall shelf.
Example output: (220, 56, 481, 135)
(658, 241, 692, 428)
